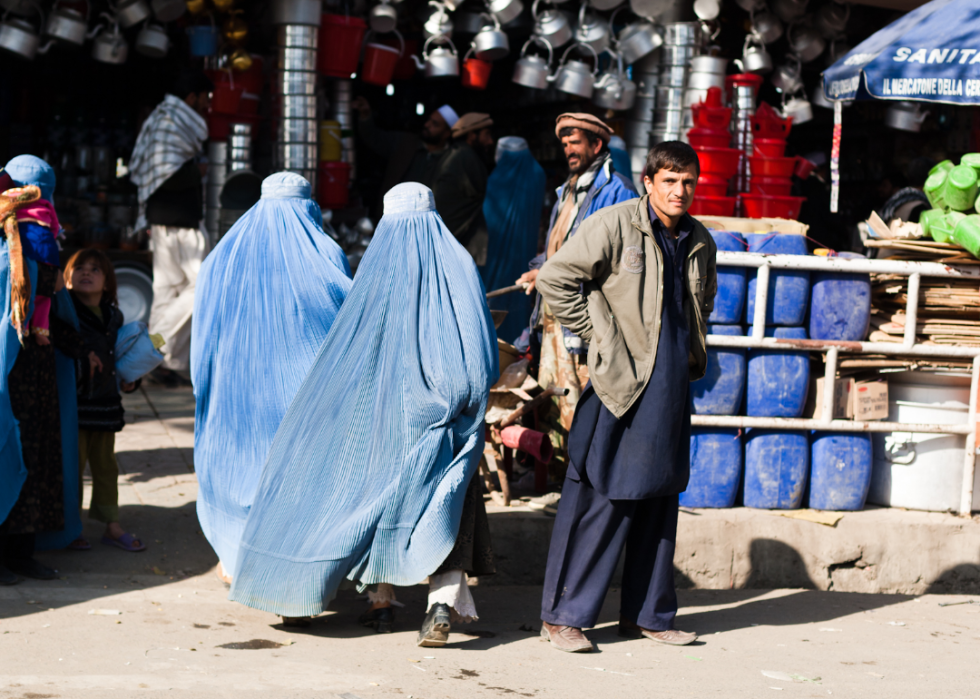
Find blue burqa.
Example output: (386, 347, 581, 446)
(481, 137, 546, 344)
(192, 173, 352, 577)
(230, 183, 499, 617)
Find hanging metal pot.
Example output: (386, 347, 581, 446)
(553, 42, 598, 98)
(788, 22, 825, 64)
(772, 0, 807, 24)
(0, 8, 40, 59)
(114, 0, 151, 28)
(532, 0, 572, 50)
(689, 55, 727, 75)
(693, 0, 719, 21)
(815, 1, 848, 38)
(750, 8, 783, 45)
(370, 0, 398, 33)
(91, 14, 128, 64)
(615, 13, 662, 66)
(771, 55, 802, 93)
(512, 35, 553, 89)
(884, 101, 930, 132)
(741, 33, 772, 73)
(781, 93, 813, 125)
(574, 3, 609, 55)
(592, 52, 636, 110)
(135, 21, 169, 57)
(44, 1, 87, 46)
(423, 1, 453, 40)
(151, 0, 184, 22)
(410, 34, 459, 77)
(735, 0, 764, 10)
(588, 0, 623, 10)
(486, 0, 524, 26)
(472, 11, 508, 60)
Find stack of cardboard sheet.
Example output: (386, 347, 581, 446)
(870, 274, 980, 346)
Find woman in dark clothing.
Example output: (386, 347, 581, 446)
(64, 250, 144, 553)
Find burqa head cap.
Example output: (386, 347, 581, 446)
(495, 136, 528, 162)
(261, 172, 312, 200)
(4, 155, 56, 201)
(384, 182, 436, 214)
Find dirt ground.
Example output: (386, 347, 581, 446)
(0, 386, 977, 699)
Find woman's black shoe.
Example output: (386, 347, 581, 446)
(417, 603, 451, 647)
(0, 565, 22, 585)
(7, 559, 56, 580)
(358, 606, 394, 633)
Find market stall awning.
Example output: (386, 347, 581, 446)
(823, 0, 980, 104)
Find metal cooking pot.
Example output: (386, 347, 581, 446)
(689, 55, 727, 75)
(45, 1, 86, 45)
(114, 0, 151, 28)
(512, 35, 552, 89)
(270, 0, 321, 25)
(472, 12, 508, 60)
(772, 0, 807, 24)
(411, 34, 459, 78)
(750, 9, 783, 44)
(659, 64, 687, 86)
(423, 1, 452, 40)
(370, 1, 398, 33)
(486, 0, 523, 26)
(588, 0, 623, 10)
(693, 0, 719, 21)
(616, 20, 661, 65)
(533, 0, 572, 50)
(735, 0, 764, 11)
(663, 21, 699, 45)
(574, 3, 609, 55)
(660, 43, 695, 67)
(277, 45, 317, 70)
(91, 17, 128, 64)
(592, 53, 636, 110)
(771, 56, 802, 93)
(151, 0, 183, 22)
(0, 12, 39, 59)
(553, 42, 598, 98)
(788, 22, 825, 64)
(884, 101, 929, 132)
(687, 70, 724, 90)
(742, 33, 772, 73)
(816, 1, 848, 39)
(781, 94, 813, 125)
(135, 21, 168, 57)
(655, 85, 684, 110)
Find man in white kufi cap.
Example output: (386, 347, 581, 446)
(352, 97, 490, 264)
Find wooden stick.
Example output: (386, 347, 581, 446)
(499, 385, 569, 428)
(486, 284, 527, 299)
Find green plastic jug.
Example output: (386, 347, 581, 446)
(952, 214, 980, 258)
(919, 208, 946, 239)
(924, 170, 947, 210)
(961, 153, 980, 176)
(944, 165, 978, 211)
(930, 160, 954, 176)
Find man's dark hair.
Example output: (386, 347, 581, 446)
(644, 141, 700, 180)
(558, 126, 608, 153)
(172, 69, 215, 99)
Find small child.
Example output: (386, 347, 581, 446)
(64, 249, 146, 553)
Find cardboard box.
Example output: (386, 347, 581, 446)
(697, 216, 810, 236)
(806, 377, 889, 421)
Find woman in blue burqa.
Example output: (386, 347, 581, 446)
(481, 136, 546, 344)
(230, 182, 499, 647)
(192, 172, 352, 586)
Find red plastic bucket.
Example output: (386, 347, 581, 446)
(238, 92, 259, 115)
(749, 155, 797, 178)
(738, 193, 806, 220)
(696, 175, 729, 198)
(688, 196, 736, 217)
(236, 55, 264, 94)
(318, 14, 367, 78)
(794, 156, 817, 179)
(318, 161, 350, 210)
(211, 81, 244, 115)
(753, 138, 787, 158)
(688, 128, 730, 150)
(749, 176, 792, 197)
(462, 56, 492, 90)
(694, 147, 742, 179)
(362, 42, 401, 86)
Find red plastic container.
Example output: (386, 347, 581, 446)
(697, 175, 729, 198)
(392, 38, 419, 79)
(794, 156, 817, 179)
(688, 128, 730, 150)
(753, 138, 786, 158)
(752, 102, 793, 139)
(207, 112, 260, 141)
(462, 56, 492, 90)
(691, 103, 732, 131)
(695, 147, 742, 179)
(749, 155, 797, 178)
(749, 176, 792, 197)
(738, 193, 806, 220)
(318, 161, 350, 210)
(318, 14, 367, 78)
(725, 73, 764, 102)
(361, 42, 401, 86)
(689, 196, 736, 217)
(236, 55, 264, 94)
(238, 91, 260, 115)
(211, 81, 244, 115)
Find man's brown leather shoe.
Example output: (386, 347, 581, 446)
(618, 619, 697, 646)
(540, 621, 594, 653)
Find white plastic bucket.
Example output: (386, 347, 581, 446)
(870, 372, 980, 512)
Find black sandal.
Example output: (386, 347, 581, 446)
(358, 606, 394, 633)
(281, 616, 312, 628)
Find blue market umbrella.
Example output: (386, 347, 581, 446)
(823, 0, 980, 104)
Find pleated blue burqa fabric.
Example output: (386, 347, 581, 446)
(192, 173, 352, 577)
(481, 137, 546, 344)
(230, 182, 499, 617)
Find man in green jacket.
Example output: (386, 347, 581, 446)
(536, 142, 717, 653)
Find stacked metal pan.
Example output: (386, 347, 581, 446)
(273, 24, 319, 186)
(731, 80, 757, 194)
(623, 51, 659, 192)
(685, 55, 727, 108)
(653, 22, 699, 145)
(228, 123, 253, 172)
